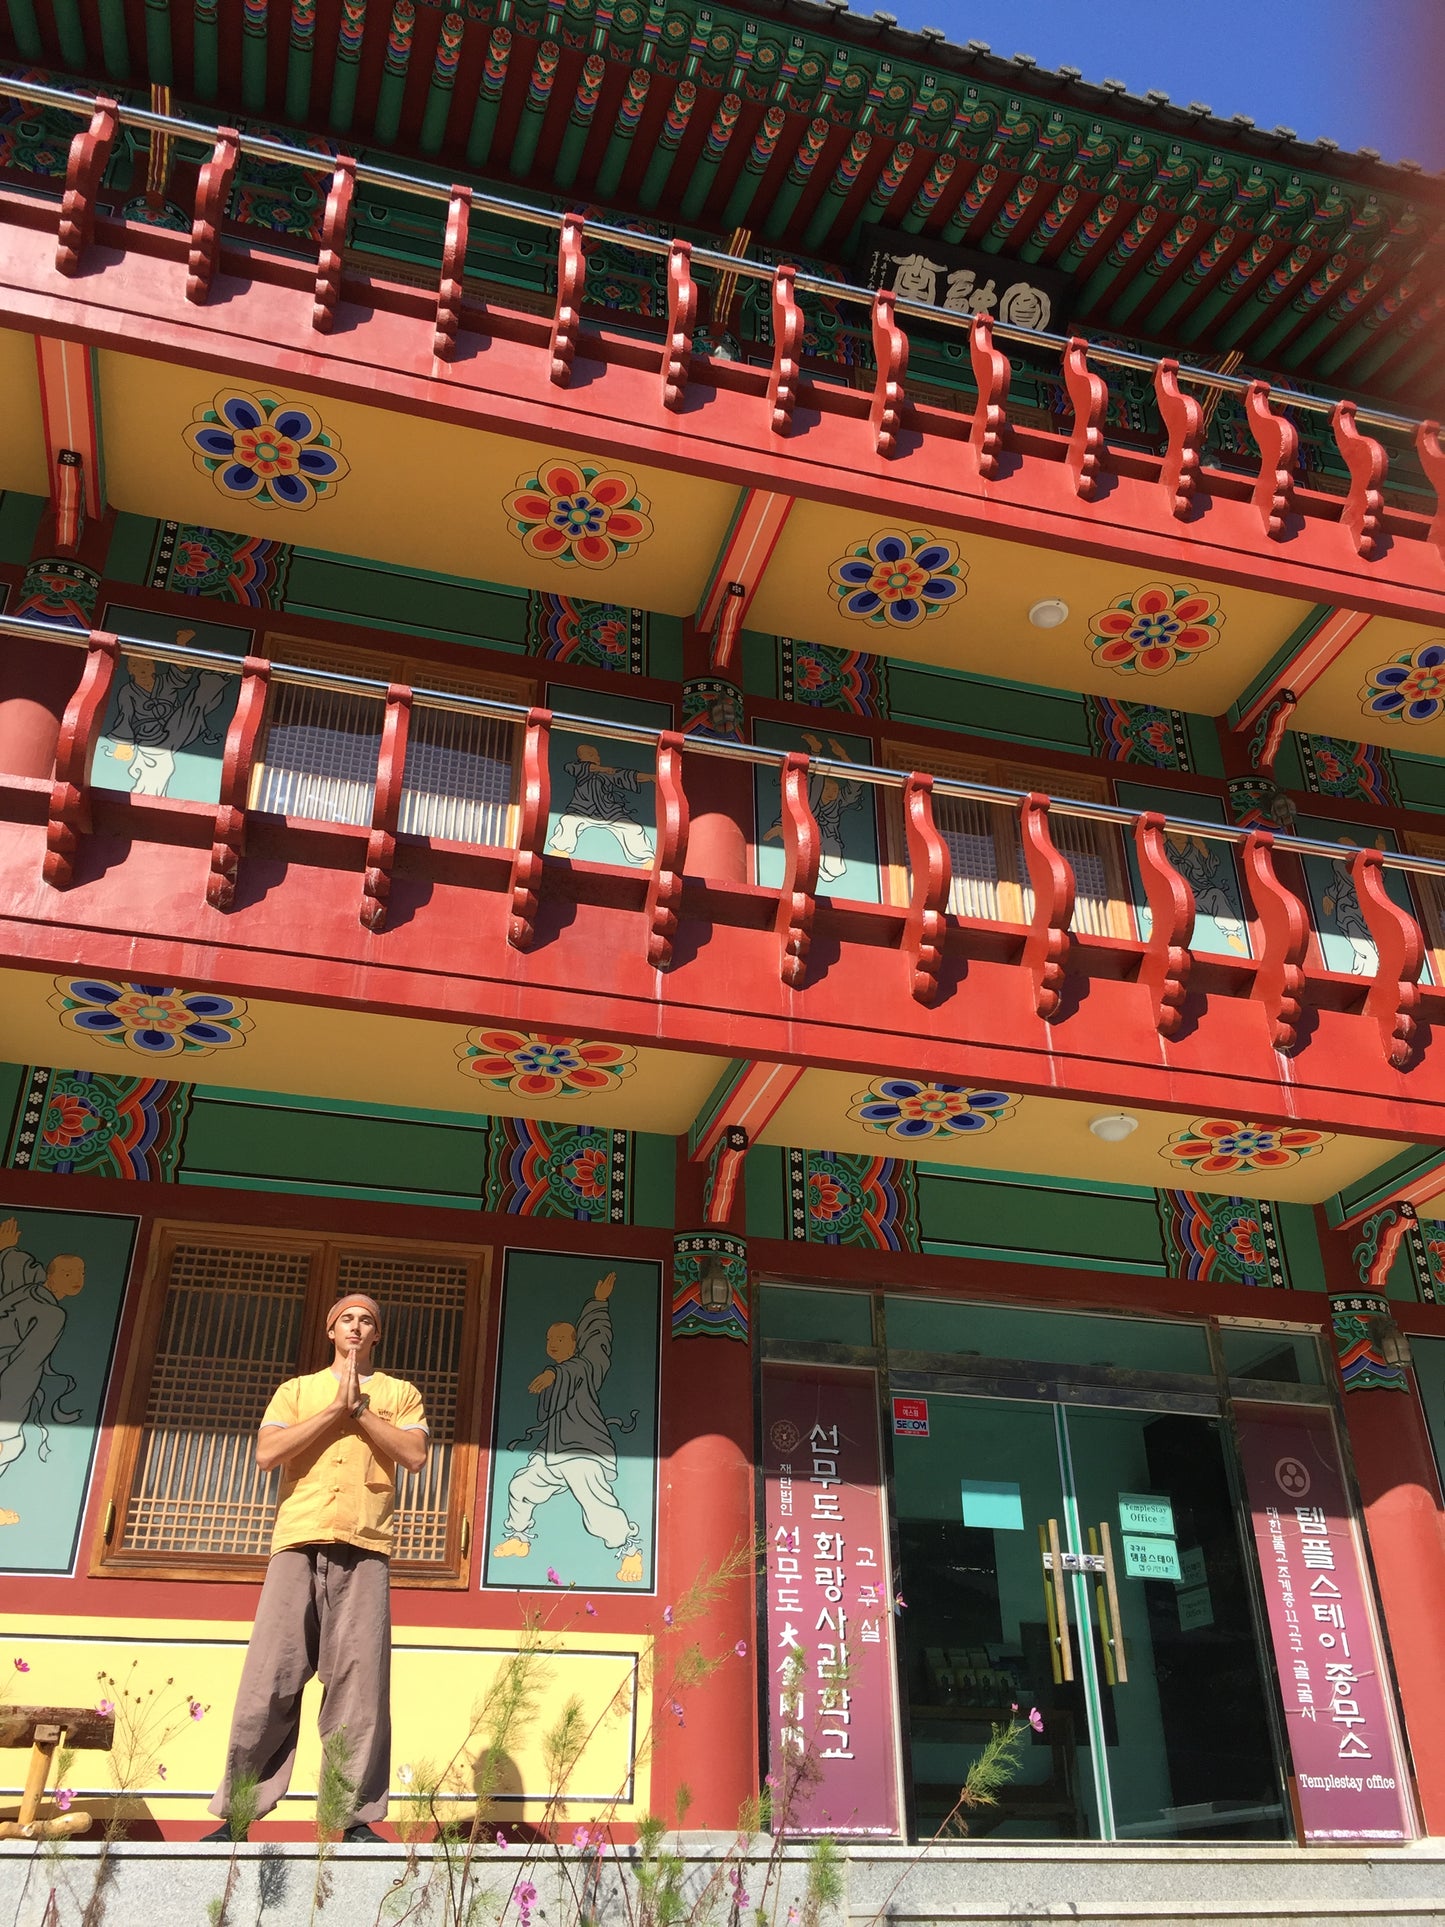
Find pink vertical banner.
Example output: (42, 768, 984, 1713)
(1235, 1402, 1416, 1842)
(762, 1363, 902, 1837)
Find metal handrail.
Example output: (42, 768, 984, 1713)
(0, 67, 1430, 441)
(7, 610, 1444, 883)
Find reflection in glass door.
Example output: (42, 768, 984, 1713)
(893, 1393, 1289, 1841)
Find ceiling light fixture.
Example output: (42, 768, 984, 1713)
(1089, 1112, 1139, 1144)
(1028, 597, 1070, 629)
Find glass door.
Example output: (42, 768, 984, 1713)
(892, 1391, 1289, 1841)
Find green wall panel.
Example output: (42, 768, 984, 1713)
(181, 1095, 487, 1203)
(283, 550, 530, 648)
(917, 1169, 1168, 1273)
(0, 491, 44, 566)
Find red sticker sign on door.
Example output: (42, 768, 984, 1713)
(892, 1396, 929, 1437)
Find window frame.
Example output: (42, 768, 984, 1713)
(95, 1221, 489, 1590)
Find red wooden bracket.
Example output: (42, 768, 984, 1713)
(644, 728, 690, 968)
(508, 707, 552, 951)
(768, 265, 803, 437)
(56, 97, 119, 276)
(901, 771, 950, 1006)
(706, 1125, 749, 1225)
(1063, 337, 1107, 501)
(1242, 830, 1308, 1052)
(869, 289, 908, 457)
(1244, 380, 1297, 541)
(208, 654, 270, 911)
(550, 212, 586, 387)
(1019, 793, 1074, 1020)
(1251, 692, 1298, 775)
(52, 452, 83, 555)
(774, 750, 820, 988)
(360, 683, 413, 934)
(44, 630, 117, 889)
(313, 156, 356, 334)
(434, 185, 472, 362)
(1415, 420, 1445, 567)
(187, 127, 239, 304)
(1133, 813, 1195, 1038)
(1154, 358, 1202, 519)
(661, 240, 696, 412)
(1352, 846, 1423, 1070)
(968, 314, 1011, 480)
(1354, 1203, 1415, 1292)
(1332, 400, 1387, 560)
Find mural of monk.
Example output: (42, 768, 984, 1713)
(105, 639, 231, 798)
(492, 1270, 644, 1583)
(0, 1218, 85, 1527)
(548, 743, 656, 867)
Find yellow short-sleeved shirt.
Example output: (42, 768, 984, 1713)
(261, 1367, 427, 1558)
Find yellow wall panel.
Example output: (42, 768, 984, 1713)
(0, 328, 49, 498)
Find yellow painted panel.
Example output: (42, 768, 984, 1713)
(0, 328, 49, 498)
(758, 1069, 1408, 1205)
(0, 1620, 648, 1820)
(1290, 614, 1445, 752)
(746, 498, 1314, 712)
(97, 350, 739, 616)
(0, 967, 727, 1134)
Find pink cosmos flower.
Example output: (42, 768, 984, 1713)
(573, 1825, 593, 1849)
(157, 1765, 167, 1781)
(189, 1701, 205, 1721)
(97, 1700, 115, 1718)
(12, 1658, 28, 1673)
(54, 1789, 73, 1813)
(670, 1700, 685, 1727)
(585, 1602, 598, 1616)
(546, 1568, 563, 1587)
(735, 1641, 748, 1659)
(495, 1828, 509, 1849)
(662, 1606, 674, 1626)
(1029, 1707, 1044, 1733)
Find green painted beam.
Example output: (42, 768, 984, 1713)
(144, 0, 173, 84)
(720, 103, 785, 231)
(5, 0, 42, 61)
(1106, 217, 1200, 325)
(241, 0, 268, 114)
(1143, 228, 1239, 332)
(465, 23, 512, 166)
(594, 67, 650, 201)
(1175, 233, 1277, 343)
(1075, 207, 1160, 312)
(976, 174, 1045, 255)
(419, 10, 464, 154)
(897, 149, 955, 236)
(761, 117, 828, 242)
(374, 0, 418, 147)
(328, 0, 367, 132)
(1247, 248, 1355, 363)
(192, 0, 219, 100)
(845, 142, 913, 250)
(509, 39, 560, 178)
(50, 0, 87, 69)
(678, 90, 740, 221)
(1279, 259, 1390, 371)
(284, 0, 317, 122)
(1051, 193, 1121, 274)
(97, 0, 130, 79)
(637, 78, 697, 210)
(802, 129, 871, 252)
(1213, 243, 1313, 350)
(555, 54, 607, 192)
(1343, 285, 1444, 387)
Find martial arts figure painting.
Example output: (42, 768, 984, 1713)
(486, 1253, 660, 1594)
(0, 1205, 134, 1575)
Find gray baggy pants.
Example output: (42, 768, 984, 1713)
(209, 1543, 392, 1824)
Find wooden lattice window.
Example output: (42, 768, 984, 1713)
(1406, 832, 1445, 989)
(251, 632, 528, 844)
(99, 1225, 488, 1587)
(881, 743, 1134, 939)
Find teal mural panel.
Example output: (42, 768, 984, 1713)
(483, 1249, 660, 1593)
(1293, 812, 1426, 980)
(1115, 781, 1251, 959)
(0, 1201, 137, 1574)
(545, 686, 671, 871)
(753, 720, 880, 903)
(91, 604, 249, 805)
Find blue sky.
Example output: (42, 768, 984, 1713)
(877, 1, 1445, 171)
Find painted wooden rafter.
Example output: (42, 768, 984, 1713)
(1337, 1165, 1445, 1234)
(1232, 605, 1375, 760)
(33, 335, 102, 554)
(695, 487, 794, 674)
(690, 1058, 806, 1225)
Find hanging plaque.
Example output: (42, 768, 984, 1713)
(858, 224, 1072, 334)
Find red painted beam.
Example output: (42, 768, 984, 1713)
(1234, 605, 1375, 733)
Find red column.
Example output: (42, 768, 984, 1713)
(1319, 1216, 1445, 1834)
(681, 620, 751, 885)
(0, 637, 80, 778)
(652, 1144, 757, 1829)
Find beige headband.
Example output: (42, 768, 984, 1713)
(327, 1293, 383, 1335)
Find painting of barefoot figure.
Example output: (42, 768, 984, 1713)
(483, 1250, 660, 1594)
(0, 1203, 137, 1574)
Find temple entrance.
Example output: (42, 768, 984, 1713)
(893, 1390, 1291, 1842)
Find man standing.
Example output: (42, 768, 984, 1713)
(0, 1217, 84, 1527)
(492, 1271, 643, 1583)
(206, 1295, 428, 1842)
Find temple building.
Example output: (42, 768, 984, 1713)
(2, 0, 1445, 1903)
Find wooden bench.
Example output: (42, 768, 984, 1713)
(0, 1704, 115, 1840)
